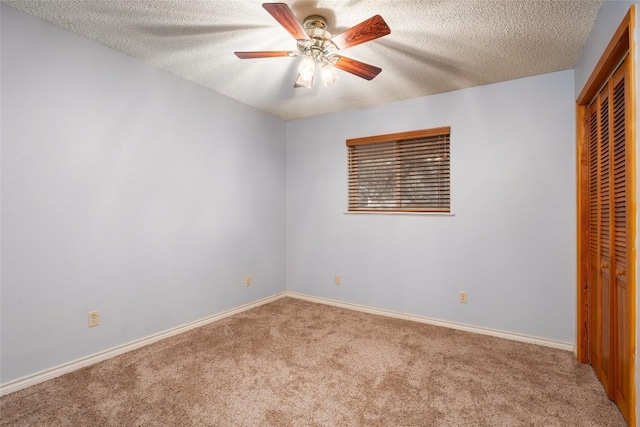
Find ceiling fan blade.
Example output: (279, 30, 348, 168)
(331, 15, 390, 50)
(234, 51, 293, 59)
(262, 3, 309, 40)
(333, 56, 382, 80)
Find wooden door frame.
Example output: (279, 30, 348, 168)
(576, 6, 636, 425)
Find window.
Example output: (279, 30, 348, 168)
(347, 127, 450, 213)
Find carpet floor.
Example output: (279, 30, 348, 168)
(0, 297, 626, 426)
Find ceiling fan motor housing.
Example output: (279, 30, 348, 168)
(298, 15, 337, 63)
(303, 15, 328, 34)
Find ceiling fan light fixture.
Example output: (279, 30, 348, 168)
(296, 56, 316, 88)
(294, 72, 314, 89)
(321, 63, 338, 86)
(299, 56, 315, 76)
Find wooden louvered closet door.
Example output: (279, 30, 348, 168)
(586, 56, 630, 418)
(588, 94, 608, 390)
(611, 61, 630, 418)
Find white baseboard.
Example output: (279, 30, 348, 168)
(0, 292, 287, 396)
(1, 290, 574, 396)
(285, 291, 575, 352)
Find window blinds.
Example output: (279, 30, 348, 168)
(347, 127, 450, 212)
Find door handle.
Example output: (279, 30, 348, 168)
(616, 270, 626, 276)
(601, 263, 609, 269)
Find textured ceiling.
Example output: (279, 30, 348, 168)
(4, 0, 602, 120)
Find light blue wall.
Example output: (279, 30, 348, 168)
(574, 1, 638, 98)
(0, 5, 287, 383)
(573, 0, 639, 420)
(286, 70, 576, 343)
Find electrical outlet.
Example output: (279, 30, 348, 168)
(335, 275, 341, 285)
(88, 310, 100, 327)
(245, 275, 252, 287)
(458, 291, 468, 304)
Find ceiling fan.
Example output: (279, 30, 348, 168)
(234, 3, 391, 88)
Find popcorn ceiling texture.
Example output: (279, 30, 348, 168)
(4, 0, 602, 120)
(0, 298, 625, 426)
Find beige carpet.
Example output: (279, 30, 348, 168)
(0, 297, 626, 426)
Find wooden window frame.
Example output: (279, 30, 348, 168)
(346, 127, 451, 213)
